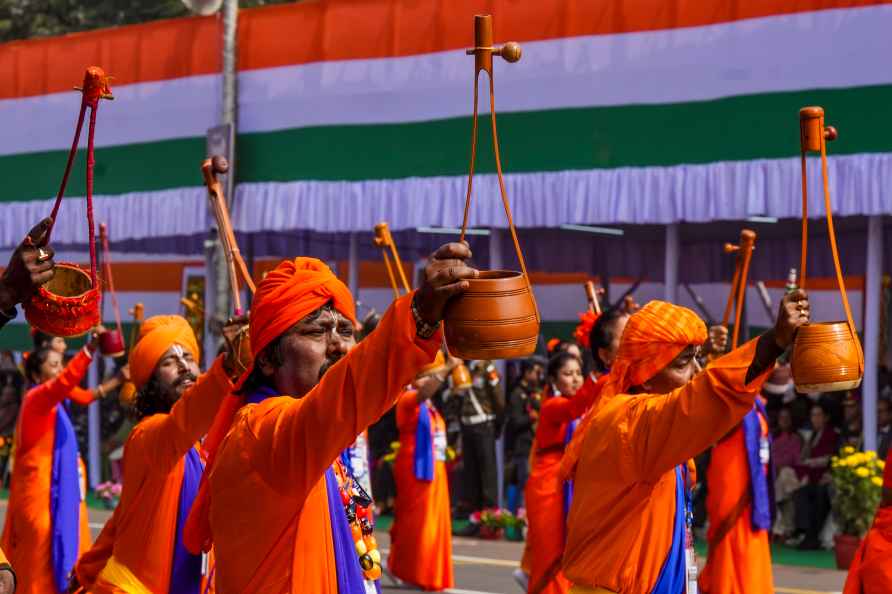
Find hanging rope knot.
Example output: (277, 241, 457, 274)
(74, 66, 115, 106)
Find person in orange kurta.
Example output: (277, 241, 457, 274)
(843, 449, 892, 594)
(2, 329, 108, 594)
(560, 291, 808, 594)
(71, 315, 243, 593)
(699, 395, 774, 594)
(184, 242, 476, 593)
(525, 351, 597, 594)
(388, 355, 454, 591)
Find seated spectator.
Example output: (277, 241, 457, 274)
(772, 406, 803, 540)
(840, 391, 864, 451)
(793, 403, 839, 550)
(878, 397, 892, 461)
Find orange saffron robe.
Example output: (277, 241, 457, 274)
(207, 294, 440, 593)
(843, 507, 892, 594)
(562, 340, 771, 593)
(525, 384, 601, 594)
(74, 356, 233, 593)
(389, 390, 453, 591)
(699, 410, 773, 593)
(2, 349, 94, 594)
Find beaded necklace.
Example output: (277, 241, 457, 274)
(334, 461, 382, 581)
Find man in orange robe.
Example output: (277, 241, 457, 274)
(699, 397, 774, 593)
(843, 449, 892, 594)
(560, 290, 808, 594)
(186, 242, 476, 593)
(389, 355, 454, 591)
(72, 315, 243, 593)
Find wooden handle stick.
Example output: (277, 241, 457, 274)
(201, 156, 256, 316)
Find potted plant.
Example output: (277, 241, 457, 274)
(95, 481, 122, 510)
(469, 508, 508, 540)
(830, 446, 885, 569)
(504, 508, 527, 541)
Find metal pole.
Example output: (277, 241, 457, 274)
(489, 228, 505, 509)
(87, 360, 100, 489)
(222, 0, 238, 206)
(863, 215, 883, 452)
(664, 223, 680, 303)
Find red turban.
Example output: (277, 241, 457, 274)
(560, 300, 707, 480)
(128, 315, 199, 389)
(249, 257, 357, 359)
(884, 449, 892, 489)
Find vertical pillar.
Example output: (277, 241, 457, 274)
(489, 228, 505, 508)
(87, 359, 100, 489)
(664, 223, 680, 303)
(863, 216, 883, 452)
(348, 232, 359, 298)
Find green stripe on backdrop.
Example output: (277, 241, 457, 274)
(3, 84, 892, 201)
(0, 322, 139, 352)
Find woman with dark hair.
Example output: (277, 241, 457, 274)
(588, 309, 630, 376)
(520, 351, 596, 594)
(2, 327, 109, 593)
(793, 402, 839, 550)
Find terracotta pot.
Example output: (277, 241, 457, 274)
(833, 533, 862, 570)
(24, 262, 100, 338)
(478, 525, 504, 540)
(443, 270, 539, 360)
(451, 364, 473, 390)
(791, 321, 863, 392)
(99, 329, 125, 358)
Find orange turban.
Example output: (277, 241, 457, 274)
(128, 315, 200, 389)
(603, 300, 707, 399)
(249, 257, 357, 359)
(560, 300, 706, 480)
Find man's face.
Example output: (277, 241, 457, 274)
(523, 364, 543, 388)
(50, 336, 67, 354)
(263, 307, 357, 397)
(155, 344, 200, 400)
(641, 345, 702, 394)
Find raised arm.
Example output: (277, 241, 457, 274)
(128, 356, 234, 473)
(26, 348, 93, 416)
(251, 294, 441, 495)
(626, 336, 779, 482)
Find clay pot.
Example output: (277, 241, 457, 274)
(833, 533, 862, 570)
(24, 262, 100, 337)
(99, 329, 125, 358)
(451, 364, 473, 391)
(444, 270, 539, 360)
(791, 321, 863, 392)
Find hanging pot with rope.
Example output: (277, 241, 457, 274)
(790, 107, 864, 392)
(443, 15, 539, 360)
(24, 67, 113, 337)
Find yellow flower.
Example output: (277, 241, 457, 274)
(879, 460, 886, 470)
(856, 467, 870, 478)
(866, 451, 878, 460)
(873, 476, 884, 487)
(842, 445, 856, 455)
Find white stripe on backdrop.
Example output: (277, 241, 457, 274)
(3, 5, 892, 154)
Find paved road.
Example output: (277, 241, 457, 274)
(375, 531, 848, 594)
(0, 503, 847, 594)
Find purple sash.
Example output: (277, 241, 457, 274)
(169, 448, 203, 594)
(649, 466, 687, 594)
(325, 467, 368, 594)
(414, 403, 434, 482)
(743, 400, 774, 531)
(50, 404, 80, 593)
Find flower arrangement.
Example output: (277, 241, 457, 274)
(573, 310, 600, 349)
(831, 447, 885, 537)
(95, 481, 122, 509)
(504, 507, 527, 529)
(469, 507, 508, 529)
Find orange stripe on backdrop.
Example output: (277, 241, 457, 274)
(2, 0, 890, 100)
